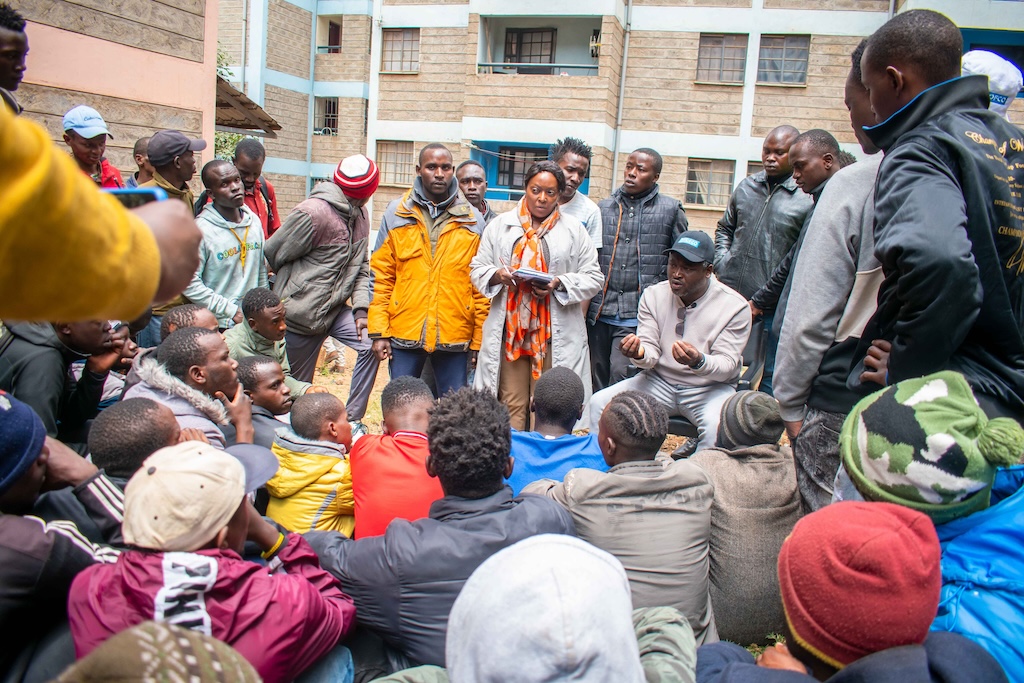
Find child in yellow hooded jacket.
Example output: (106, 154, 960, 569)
(266, 393, 355, 537)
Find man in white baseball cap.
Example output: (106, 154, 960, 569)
(62, 105, 123, 188)
(67, 441, 357, 683)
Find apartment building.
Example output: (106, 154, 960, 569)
(219, 0, 1024, 229)
(17, 0, 219, 175)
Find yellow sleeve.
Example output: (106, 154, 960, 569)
(0, 105, 160, 321)
(333, 460, 355, 516)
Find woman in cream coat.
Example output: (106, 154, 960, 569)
(471, 160, 603, 430)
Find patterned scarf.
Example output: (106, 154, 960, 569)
(504, 198, 560, 379)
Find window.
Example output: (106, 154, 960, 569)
(505, 28, 557, 74)
(747, 161, 763, 176)
(327, 21, 341, 53)
(382, 28, 420, 72)
(686, 159, 735, 207)
(314, 97, 338, 135)
(310, 176, 331, 191)
(757, 35, 810, 85)
(497, 147, 549, 189)
(696, 34, 747, 83)
(377, 140, 415, 186)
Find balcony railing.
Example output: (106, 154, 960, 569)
(477, 62, 598, 77)
(316, 45, 343, 54)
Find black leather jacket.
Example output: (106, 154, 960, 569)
(714, 172, 812, 300)
(854, 75, 1024, 415)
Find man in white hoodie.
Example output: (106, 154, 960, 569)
(184, 160, 268, 328)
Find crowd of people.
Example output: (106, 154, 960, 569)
(1, 4, 1024, 683)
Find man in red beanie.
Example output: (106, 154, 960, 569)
(265, 154, 380, 434)
(695, 501, 1008, 682)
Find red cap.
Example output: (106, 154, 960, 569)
(778, 502, 941, 669)
(334, 154, 380, 199)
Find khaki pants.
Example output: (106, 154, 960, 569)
(498, 353, 552, 431)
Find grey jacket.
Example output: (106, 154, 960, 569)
(305, 487, 575, 667)
(265, 182, 371, 336)
(525, 457, 718, 646)
(689, 444, 802, 646)
(714, 172, 813, 300)
(589, 185, 688, 323)
(774, 154, 884, 422)
(122, 355, 229, 448)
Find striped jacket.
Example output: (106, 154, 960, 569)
(0, 472, 123, 675)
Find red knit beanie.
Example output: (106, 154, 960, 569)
(334, 154, 379, 199)
(777, 501, 941, 669)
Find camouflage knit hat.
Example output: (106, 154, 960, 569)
(840, 371, 1024, 525)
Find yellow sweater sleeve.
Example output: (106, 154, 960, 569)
(0, 105, 160, 322)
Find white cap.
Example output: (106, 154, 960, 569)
(962, 50, 1022, 119)
(123, 442, 246, 552)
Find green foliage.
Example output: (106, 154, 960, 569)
(215, 132, 244, 161)
(745, 632, 786, 658)
(216, 43, 233, 80)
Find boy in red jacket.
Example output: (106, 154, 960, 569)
(349, 376, 443, 538)
(68, 441, 356, 683)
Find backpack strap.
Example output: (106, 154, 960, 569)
(258, 175, 276, 224)
(193, 190, 209, 218)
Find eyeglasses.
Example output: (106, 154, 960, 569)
(675, 305, 686, 338)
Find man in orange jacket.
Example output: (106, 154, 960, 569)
(368, 143, 488, 396)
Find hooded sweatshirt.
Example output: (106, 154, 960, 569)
(442, 534, 696, 683)
(122, 355, 229, 448)
(266, 429, 353, 536)
(265, 182, 371, 337)
(223, 319, 312, 397)
(0, 322, 106, 438)
(184, 204, 268, 327)
(68, 535, 356, 683)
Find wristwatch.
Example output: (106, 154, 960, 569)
(692, 353, 706, 370)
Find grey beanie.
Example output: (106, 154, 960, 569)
(717, 391, 784, 449)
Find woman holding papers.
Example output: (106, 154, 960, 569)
(470, 160, 603, 430)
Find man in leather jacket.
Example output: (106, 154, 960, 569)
(854, 9, 1024, 422)
(714, 127, 813, 392)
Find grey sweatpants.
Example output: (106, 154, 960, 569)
(588, 371, 735, 452)
(285, 306, 378, 421)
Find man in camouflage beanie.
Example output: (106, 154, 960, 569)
(839, 371, 1024, 525)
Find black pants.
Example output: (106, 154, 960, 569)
(588, 319, 637, 392)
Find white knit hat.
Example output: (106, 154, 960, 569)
(962, 50, 1022, 119)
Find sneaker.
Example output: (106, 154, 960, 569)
(350, 421, 368, 444)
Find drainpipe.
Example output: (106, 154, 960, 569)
(889, 0, 896, 17)
(610, 0, 633, 194)
(240, 0, 247, 90)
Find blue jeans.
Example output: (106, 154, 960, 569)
(136, 314, 162, 348)
(759, 309, 778, 396)
(390, 348, 468, 398)
(295, 644, 354, 683)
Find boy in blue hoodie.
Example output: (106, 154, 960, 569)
(184, 160, 267, 328)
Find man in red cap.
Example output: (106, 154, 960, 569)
(265, 154, 380, 435)
(695, 501, 1008, 682)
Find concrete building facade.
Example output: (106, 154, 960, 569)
(218, 0, 1024, 228)
(17, 0, 219, 179)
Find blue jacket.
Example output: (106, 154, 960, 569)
(932, 464, 1024, 680)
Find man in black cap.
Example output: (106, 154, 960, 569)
(587, 230, 751, 450)
(140, 129, 207, 209)
(138, 129, 208, 326)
